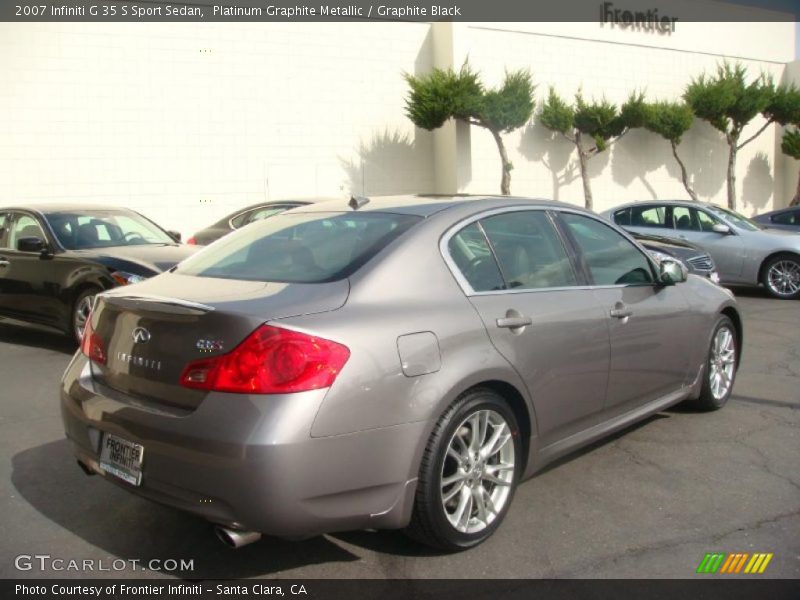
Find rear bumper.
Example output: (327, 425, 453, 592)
(60, 354, 422, 537)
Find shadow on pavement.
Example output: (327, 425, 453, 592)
(11, 440, 365, 578)
(0, 321, 75, 355)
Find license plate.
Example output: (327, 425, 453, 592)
(99, 433, 144, 486)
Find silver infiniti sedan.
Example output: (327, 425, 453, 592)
(602, 200, 800, 299)
(61, 195, 741, 551)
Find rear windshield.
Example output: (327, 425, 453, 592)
(175, 211, 421, 283)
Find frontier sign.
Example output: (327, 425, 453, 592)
(601, 2, 678, 34)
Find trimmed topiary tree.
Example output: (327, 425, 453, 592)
(643, 101, 698, 201)
(539, 88, 645, 210)
(404, 63, 535, 195)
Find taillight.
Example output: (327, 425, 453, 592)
(180, 325, 350, 394)
(80, 314, 107, 365)
(187, 236, 197, 245)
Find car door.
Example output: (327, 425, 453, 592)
(0, 211, 64, 326)
(445, 208, 611, 446)
(670, 206, 745, 282)
(557, 211, 694, 418)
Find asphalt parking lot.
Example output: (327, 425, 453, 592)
(0, 288, 798, 580)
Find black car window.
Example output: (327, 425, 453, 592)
(9, 214, 46, 251)
(561, 213, 654, 286)
(0, 214, 7, 248)
(772, 211, 799, 226)
(480, 211, 577, 290)
(694, 209, 719, 232)
(448, 222, 505, 293)
(612, 208, 630, 226)
(177, 211, 421, 283)
(248, 206, 291, 224)
(629, 206, 666, 228)
(230, 211, 251, 229)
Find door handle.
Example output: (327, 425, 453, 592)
(496, 316, 532, 329)
(609, 305, 633, 319)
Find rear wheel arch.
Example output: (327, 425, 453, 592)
(720, 306, 743, 365)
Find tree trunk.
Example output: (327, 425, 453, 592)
(490, 128, 511, 195)
(576, 131, 593, 210)
(671, 140, 698, 202)
(726, 135, 738, 211)
(791, 171, 800, 207)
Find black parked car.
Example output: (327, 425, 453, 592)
(752, 206, 800, 232)
(187, 198, 333, 245)
(632, 231, 720, 283)
(0, 205, 196, 343)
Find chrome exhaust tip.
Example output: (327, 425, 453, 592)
(214, 526, 262, 549)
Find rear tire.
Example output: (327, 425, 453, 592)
(405, 388, 521, 551)
(71, 288, 98, 345)
(761, 254, 800, 300)
(696, 315, 738, 411)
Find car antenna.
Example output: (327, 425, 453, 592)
(349, 195, 370, 210)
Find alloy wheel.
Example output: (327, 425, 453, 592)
(708, 326, 736, 401)
(440, 409, 515, 534)
(766, 260, 800, 297)
(74, 294, 94, 342)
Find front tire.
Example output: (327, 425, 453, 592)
(696, 315, 738, 411)
(761, 254, 800, 300)
(71, 288, 98, 345)
(405, 388, 521, 551)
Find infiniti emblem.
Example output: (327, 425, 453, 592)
(132, 327, 151, 344)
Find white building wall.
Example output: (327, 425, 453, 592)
(0, 18, 796, 239)
(0, 23, 436, 238)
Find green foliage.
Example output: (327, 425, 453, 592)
(643, 101, 695, 144)
(767, 84, 800, 126)
(539, 87, 574, 134)
(403, 64, 534, 133)
(683, 62, 773, 134)
(481, 70, 536, 132)
(404, 65, 483, 130)
(782, 127, 800, 161)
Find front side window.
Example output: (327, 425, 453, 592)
(672, 206, 698, 231)
(447, 222, 505, 292)
(177, 211, 421, 283)
(10, 214, 46, 251)
(772, 210, 799, 226)
(45, 211, 175, 249)
(694, 209, 720, 232)
(561, 213, 654, 286)
(480, 211, 577, 290)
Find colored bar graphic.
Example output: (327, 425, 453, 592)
(698, 552, 773, 574)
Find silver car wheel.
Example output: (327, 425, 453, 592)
(708, 326, 736, 401)
(766, 260, 800, 297)
(73, 294, 94, 341)
(440, 409, 515, 534)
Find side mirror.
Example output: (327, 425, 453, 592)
(711, 223, 731, 235)
(167, 230, 182, 242)
(17, 236, 46, 253)
(659, 258, 688, 285)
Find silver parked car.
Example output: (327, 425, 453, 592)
(752, 206, 800, 233)
(61, 195, 741, 551)
(603, 200, 800, 299)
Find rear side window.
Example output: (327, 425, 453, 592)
(772, 211, 799, 226)
(630, 206, 666, 228)
(480, 211, 577, 289)
(177, 212, 421, 283)
(561, 213, 654, 286)
(447, 222, 505, 292)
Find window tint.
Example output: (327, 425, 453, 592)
(248, 206, 289, 223)
(480, 211, 577, 289)
(772, 210, 799, 226)
(561, 213, 654, 286)
(177, 211, 421, 283)
(447, 222, 505, 292)
(0, 214, 7, 248)
(10, 214, 45, 251)
(629, 206, 666, 228)
(612, 208, 630, 226)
